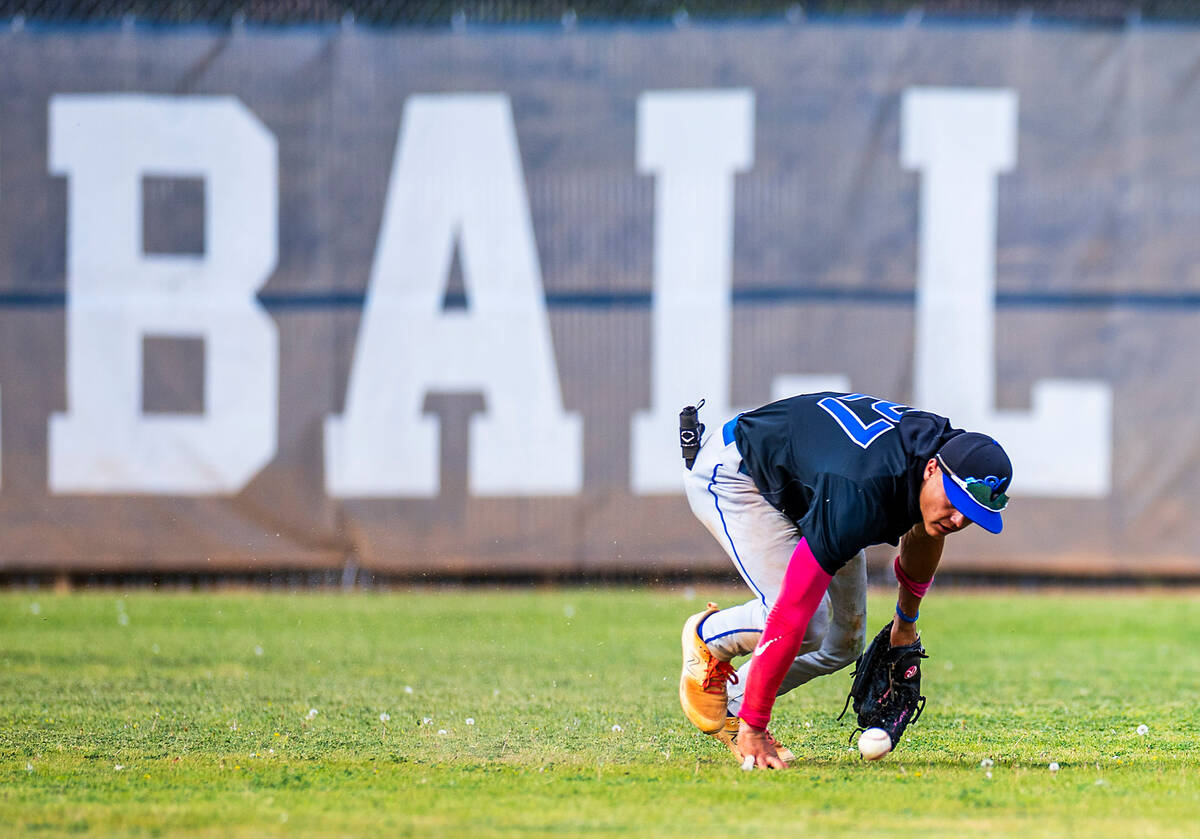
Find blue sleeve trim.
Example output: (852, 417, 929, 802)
(722, 415, 740, 446)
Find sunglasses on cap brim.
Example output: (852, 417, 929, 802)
(936, 455, 1009, 513)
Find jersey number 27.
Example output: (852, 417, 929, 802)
(817, 393, 910, 449)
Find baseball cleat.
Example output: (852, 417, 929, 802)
(712, 715, 795, 765)
(679, 602, 739, 734)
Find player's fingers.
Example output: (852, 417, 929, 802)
(755, 753, 787, 770)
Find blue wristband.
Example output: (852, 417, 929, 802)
(895, 603, 919, 624)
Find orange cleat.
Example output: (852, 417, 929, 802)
(679, 602, 739, 734)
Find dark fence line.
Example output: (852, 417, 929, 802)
(5, 566, 1200, 590)
(0, 0, 1191, 27)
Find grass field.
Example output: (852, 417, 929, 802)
(3, 587, 1200, 837)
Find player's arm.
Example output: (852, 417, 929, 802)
(737, 537, 833, 768)
(891, 522, 943, 647)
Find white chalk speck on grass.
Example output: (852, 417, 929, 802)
(379, 713, 390, 723)
(114, 765, 124, 771)
(438, 729, 448, 735)
(254, 646, 264, 657)
(404, 686, 413, 694)
(980, 758, 994, 768)
(422, 717, 433, 725)
(25, 763, 33, 772)
(306, 709, 318, 720)
(1137, 724, 1149, 736)
(611, 724, 622, 733)
(1049, 762, 1060, 772)
(985, 771, 992, 779)
(465, 718, 475, 725)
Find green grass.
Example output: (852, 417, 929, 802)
(2, 587, 1200, 837)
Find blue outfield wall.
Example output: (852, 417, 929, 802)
(0, 20, 1197, 575)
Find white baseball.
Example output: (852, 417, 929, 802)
(741, 754, 755, 771)
(857, 727, 892, 760)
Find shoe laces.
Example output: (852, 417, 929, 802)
(701, 658, 739, 693)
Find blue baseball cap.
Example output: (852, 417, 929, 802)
(935, 432, 1012, 534)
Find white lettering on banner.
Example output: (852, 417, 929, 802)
(631, 90, 754, 494)
(902, 87, 1112, 496)
(631, 90, 849, 494)
(324, 94, 582, 497)
(48, 95, 279, 494)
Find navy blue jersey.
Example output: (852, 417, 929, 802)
(732, 392, 963, 575)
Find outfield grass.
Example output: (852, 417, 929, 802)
(3, 587, 1200, 837)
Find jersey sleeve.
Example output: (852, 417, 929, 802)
(797, 472, 887, 575)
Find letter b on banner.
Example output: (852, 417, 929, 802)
(48, 96, 278, 494)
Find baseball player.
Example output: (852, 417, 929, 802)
(677, 391, 1012, 769)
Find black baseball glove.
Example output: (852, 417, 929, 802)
(838, 620, 927, 748)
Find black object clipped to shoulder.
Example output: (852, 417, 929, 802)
(679, 399, 705, 470)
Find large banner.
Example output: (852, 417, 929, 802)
(0, 22, 1195, 575)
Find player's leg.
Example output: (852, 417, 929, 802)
(679, 422, 827, 734)
(699, 596, 828, 663)
(721, 550, 864, 716)
(721, 596, 828, 716)
(776, 549, 867, 689)
(682, 430, 797, 613)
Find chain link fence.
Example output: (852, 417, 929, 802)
(0, 0, 1194, 26)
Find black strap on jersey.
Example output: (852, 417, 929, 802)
(679, 399, 705, 470)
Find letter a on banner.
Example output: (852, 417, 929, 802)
(325, 94, 581, 497)
(48, 95, 279, 494)
(902, 87, 1112, 496)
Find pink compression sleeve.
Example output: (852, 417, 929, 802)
(738, 538, 833, 731)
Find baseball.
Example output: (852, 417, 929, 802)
(857, 727, 892, 760)
(741, 754, 755, 771)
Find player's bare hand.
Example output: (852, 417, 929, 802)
(737, 721, 789, 769)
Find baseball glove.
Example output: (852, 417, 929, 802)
(838, 620, 927, 747)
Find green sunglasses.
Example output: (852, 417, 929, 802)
(937, 456, 1010, 512)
